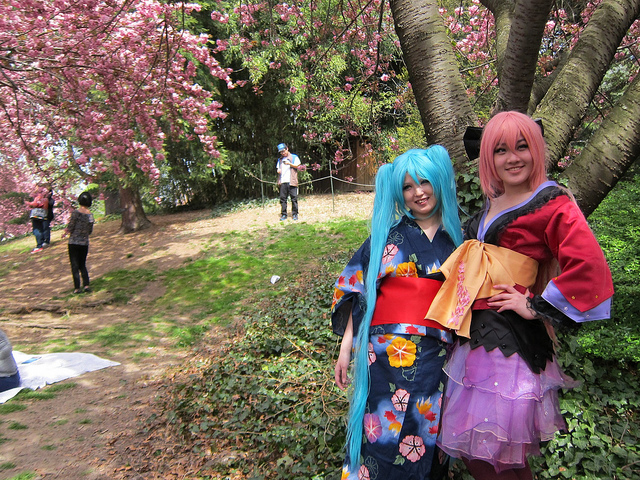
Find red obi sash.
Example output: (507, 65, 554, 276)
(371, 277, 450, 331)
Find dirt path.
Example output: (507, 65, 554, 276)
(0, 193, 373, 480)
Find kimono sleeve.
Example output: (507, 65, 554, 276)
(330, 238, 371, 336)
(541, 197, 614, 322)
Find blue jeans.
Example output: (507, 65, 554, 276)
(31, 218, 45, 248)
(0, 371, 20, 393)
(43, 220, 51, 244)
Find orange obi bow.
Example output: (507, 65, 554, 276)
(426, 240, 538, 338)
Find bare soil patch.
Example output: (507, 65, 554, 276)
(0, 193, 372, 480)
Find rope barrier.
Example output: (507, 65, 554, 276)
(236, 161, 473, 217)
(247, 163, 375, 212)
(240, 166, 375, 188)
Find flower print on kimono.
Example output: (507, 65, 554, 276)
(399, 434, 426, 463)
(387, 336, 417, 368)
(382, 243, 399, 265)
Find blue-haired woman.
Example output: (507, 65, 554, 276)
(331, 146, 462, 480)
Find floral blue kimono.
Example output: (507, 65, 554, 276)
(331, 216, 456, 480)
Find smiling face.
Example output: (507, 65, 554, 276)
(479, 111, 548, 197)
(492, 135, 534, 194)
(402, 173, 437, 218)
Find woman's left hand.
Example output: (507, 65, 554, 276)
(487, 284, 536, 320)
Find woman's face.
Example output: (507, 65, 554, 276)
(403, 173, 437, 218)
(493, 134, 534, 193)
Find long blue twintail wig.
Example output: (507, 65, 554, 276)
(345, 146, 462, 468)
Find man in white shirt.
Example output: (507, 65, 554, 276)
(276, 143, 302, 221)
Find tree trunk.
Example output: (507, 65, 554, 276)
(492, 0, 554, 114)
(390, 0, 477, 171)
(562, 73, 640, 217)
(481, 0, 515, 77)
(535, 0, 640, 165)
(118, 184, 152, 234)
(103, 190, 120, 216)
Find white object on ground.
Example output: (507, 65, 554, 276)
(0, 351, 120, 404)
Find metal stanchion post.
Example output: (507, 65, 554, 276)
(330, 166, 335, 212)
(260, 161, 265, 208)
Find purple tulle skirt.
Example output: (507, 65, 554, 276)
(437, 341, 576, 473)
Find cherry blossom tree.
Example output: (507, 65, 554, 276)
(0, 160, 37, 240)
(391, 0, 640, 214)
(1, 0, 233, 233)
(4, 0, 635, 234)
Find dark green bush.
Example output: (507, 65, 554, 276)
(584, 174, 640, 363)
(533, 173, 640, 479)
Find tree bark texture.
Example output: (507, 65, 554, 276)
(480, 0, 515, 78)
(390, 0, 477, 171)
(528, 51, 570, 113)
(390, 0, 638, 213)
(536, 0, 640, 165)
(562, 73, 640, 217)
(493, 0, 554, 114)
(118, 184, 152, 234)
(103, 191, 120, 216)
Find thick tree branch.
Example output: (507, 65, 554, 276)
(390, 0, 476, 169)
(480, 0, 515, 75)
(494, 0, 554, 113)
(536, 0, 640, 164)
(562, 73, 640, 216)
(528, 50, 570, 113)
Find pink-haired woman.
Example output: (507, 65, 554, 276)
(429, 111, 613, 480)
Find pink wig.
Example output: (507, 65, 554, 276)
(478, 111, 548, 197)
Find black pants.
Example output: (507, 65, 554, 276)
(279, 183, 298, 216)
(68, 244, 90, 289)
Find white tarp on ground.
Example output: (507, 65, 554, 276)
(0, 351, 120, 404)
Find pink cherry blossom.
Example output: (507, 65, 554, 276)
(0, 0, 233, 234)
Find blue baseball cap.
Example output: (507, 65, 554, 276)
(277, 143, 287, 152)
